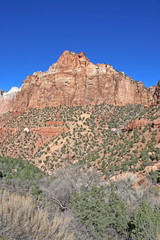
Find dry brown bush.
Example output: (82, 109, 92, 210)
(0, 191, 74, 240)
(39, 165, 103, 210)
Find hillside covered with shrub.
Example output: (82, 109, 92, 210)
(0, 103, 160, 239)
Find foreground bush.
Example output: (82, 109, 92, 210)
(70, 186, 128, 238)
(131, 198, 160, 240)
(70, 185, 160, 240)
(0, 191, 73, 240)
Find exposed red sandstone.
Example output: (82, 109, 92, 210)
(126, 118, 160, 131)
(55, 113, 60, 118)
(1, 51, 159, 114)
(0, 127, 18, 144)
(127, 118, 150, 131)
(0, 97, 13, 117)
(31, 126, 68, 137)
(45, 121, 63, 126)
(9, 111, 24, 117)
(153, 80, 160, 104)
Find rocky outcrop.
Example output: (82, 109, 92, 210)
(124, 118, 160, 131)
(126, 118, 150, 131)
(0, 97, 13, 117)
(0, 89, 6, 97)
(31, 126, 68, 137)
(2, 51, 159, 114)
(153, 80, 160, 104)
(45, 121, 63, 126)
(0, 87, 21, 116)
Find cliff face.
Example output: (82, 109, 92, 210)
(153, 80, 160, 104)
(0, 87, 21, 116)
(3, 51, 160, 113)
(0, 97, 13, 117)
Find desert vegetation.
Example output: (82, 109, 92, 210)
(0, 103, 159, 239)
(0, 159, 160, 239)
(0, 191, 73, 240)
(1, 104, 159, 176)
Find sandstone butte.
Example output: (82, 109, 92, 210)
(1, 51, 160, 115)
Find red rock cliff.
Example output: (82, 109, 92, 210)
(153, 80, 160, 104)
(10, 51, 159, 112)
(0, 87, 20, 116)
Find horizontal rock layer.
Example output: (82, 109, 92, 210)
(31, 126, 68, 137)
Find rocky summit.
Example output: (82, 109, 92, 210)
(0, 50, 158, 115)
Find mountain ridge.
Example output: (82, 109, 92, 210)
(0, 51, 159, 116)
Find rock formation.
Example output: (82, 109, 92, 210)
(0, 89, 6, 97)
(0, 87, 21, 116)
(153, 80, 160, 104)
(125, 118, 160, 131)
(1, 51, 159, 115)
(31, 126, 68, 137)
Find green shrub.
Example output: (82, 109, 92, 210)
(131, 198, 160, 240)
(70, 186, 128, 237)
(31, 185, 42, 197)
(148, 170, 160, 184)
(0, 157, 44, 182)
(108, 191, 128, 235)
(70, 186, 110, 237)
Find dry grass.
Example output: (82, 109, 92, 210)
(0, 191, 74, 240)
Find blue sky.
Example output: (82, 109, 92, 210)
(0, 0, 160, 91)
